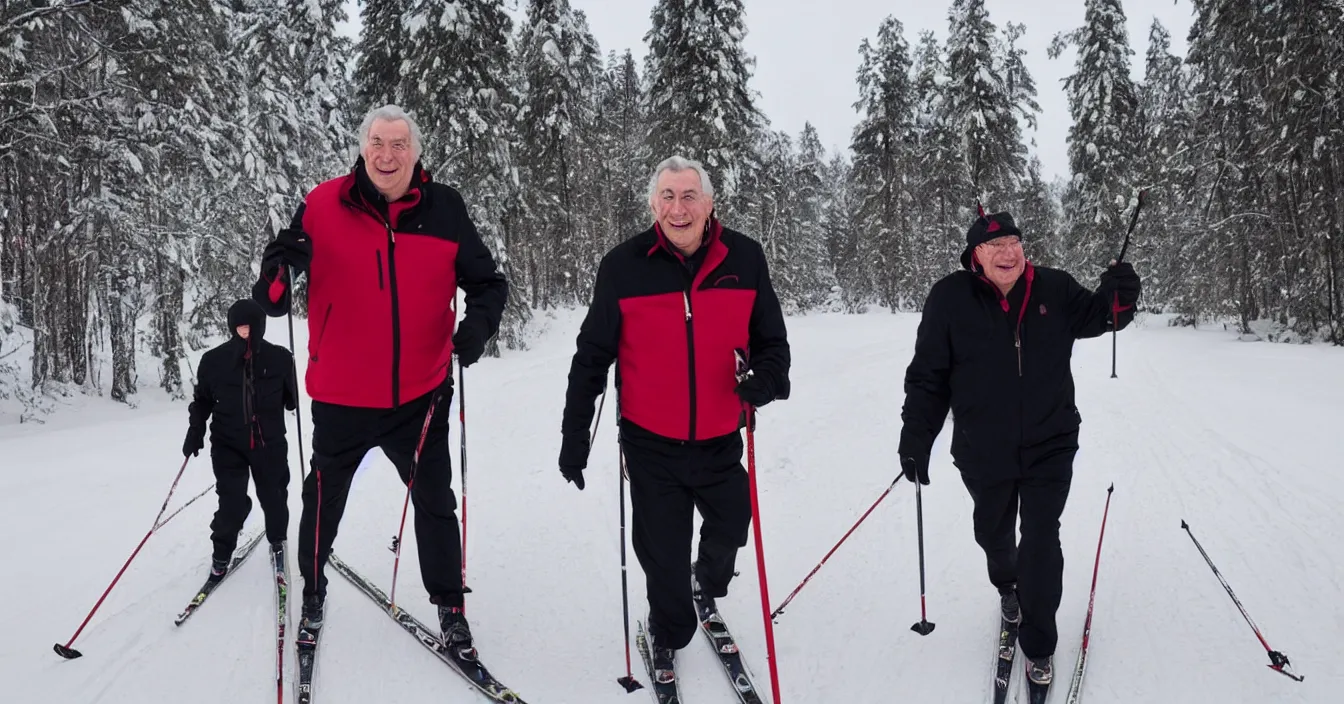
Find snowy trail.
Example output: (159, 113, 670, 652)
(4, 310, 1342, 703)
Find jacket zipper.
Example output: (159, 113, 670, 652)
(384, 220, 402, 409)
(684, 288, 697, 441)
(311, 303, 333, 361)
(376, 250, 384, 290)
(1015, 328, 1022, 377)
(244, 342, 261, 449)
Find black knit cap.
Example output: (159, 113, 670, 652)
(960, 204, 1022, 271)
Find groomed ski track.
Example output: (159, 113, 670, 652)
(4, 309, 1341, 702)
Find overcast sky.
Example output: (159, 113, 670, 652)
(337, 0, 1195, 185)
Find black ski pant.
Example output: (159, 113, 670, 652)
(210, 440, 290, 563)
(298, 389, 463, 606)
(957, 432, 1077, 659)
(623, 423, 753, 650)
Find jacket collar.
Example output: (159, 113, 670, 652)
(343, 156, 429, 219)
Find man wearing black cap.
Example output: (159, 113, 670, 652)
(184, 299, 298, 580)
(896, 208, 1141, 685)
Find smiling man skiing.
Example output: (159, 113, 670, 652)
(896, 207, 1141, 690)
(251, 104, 507, 663)
(558, 156, 790, 689)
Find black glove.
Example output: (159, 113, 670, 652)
(561, 466, 585, 491)
(1098, 261, 1141, 309)
(262, 228, 312, 276)
(900, 454, 929, 485)
(452, 322, 486, 367)
(559, 432, 590, 491)
(734, 372, 776, 408)
(183, 429, 205, 458)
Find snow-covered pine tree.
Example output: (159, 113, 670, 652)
(1049, 0, 1140, 275)
(747, 129, 790, 299)
(643, 0, 762, 219)
(1184, 0, 1276, 334)
(286, 0, 355, 183)
(1016, 157, 1062, 267)
(594, 49, 649, 252)
(998, 21, 1042, 219)
(354, 0, 408, 116)
(793, 123, 838, 311)
(2, 2, 107, 397)
(118, 0, 242, 398)
(946, 0, 1028, 208)
(517, 0, 601, 308)
(217, 0, 347, 322)
(401, 0, 532, 352)
(849, 16, 915, 311)
(1000, 22, 1041, 137)
(820, 152, 864, 312)
(909, 30, 971, 295)
(1260, 0, 1344, 341)
(1135, 19, 1196, 319)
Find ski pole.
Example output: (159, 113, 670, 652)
(155, 482, 215, 530)
(910, 478, 935, 635)
(459, 361, 468, 593)
(54, 457, 193, 658)
(1111, 189, 1146, 379)
(1181, 519, 1303, 682)
(387, 391, 443, 610)
(287, 309, 307, 490)
(1066, 484, 1115, 703)
(772, 474, 900, 619)
(734, 349, 783, 702)
(613, 388, 642, 693)
(745, 405, 784, 703)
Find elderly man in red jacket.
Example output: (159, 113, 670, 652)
(559, 155, 791, 686)
(252, 104, 507, 662)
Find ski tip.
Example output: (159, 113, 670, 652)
(53, 643, 82, 659)
(616, 675, 645, 692)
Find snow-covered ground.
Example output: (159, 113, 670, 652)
(4, 309, 1341, 703)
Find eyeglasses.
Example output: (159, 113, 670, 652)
(980, 237, 1022, 250)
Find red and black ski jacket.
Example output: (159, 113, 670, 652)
(897, 261, 1135, 481)
(562, 220, 790, 444)
(253, 158, 507, 409)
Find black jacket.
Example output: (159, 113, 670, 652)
(188, 300, 298, 451)
(898, 262, 1134, 481)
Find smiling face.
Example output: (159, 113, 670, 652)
(975, 235, 1025, 294)
(362, 118, 416, 201)
(651, 167, 713, 256)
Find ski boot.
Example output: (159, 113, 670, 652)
(649, 630, 676, 685)
(206, 557, 229, 583)
(999, 585, 1021, 625)
(297, 595, 323, 646)
(438, 605, 478, 662)
(1027, 655, 1053, 685)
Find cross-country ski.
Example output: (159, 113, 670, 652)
(174, 530, 267, 627)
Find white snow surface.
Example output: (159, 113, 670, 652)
(4, 309, 1342, 703)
